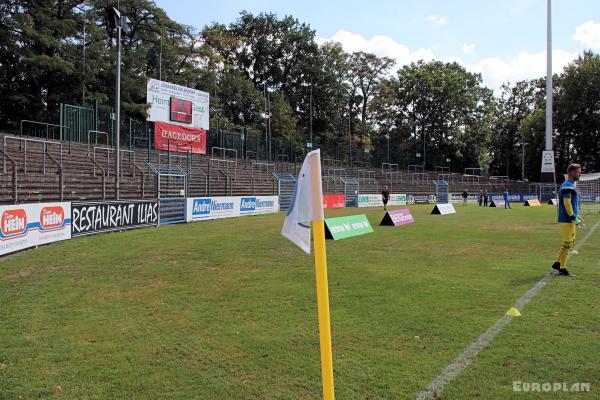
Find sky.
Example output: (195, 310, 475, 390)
(155, 0, 600, 92)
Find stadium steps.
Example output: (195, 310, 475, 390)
(0, 132, 536, 204)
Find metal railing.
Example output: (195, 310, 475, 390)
(462, 174, 482, 184)
(276, 153, 289, 163)
(87, 130, 111, 155)
(381, 162, 399, 175)
(409, 172, 430, 183)
(88, 156, 107, 200)
(352, 161, 368, 169)
(323, 158, 342, 169)
(158, 152, 191, 172)
(0, 148, 18, 204)
(490, 175, 509, 183)
(210, 147, 238, 180)
(211, 147, 238, 160)
(465, 167, 483, 176)
(325, 168, 345, 193)
(193, 166, 209, 197)
(252, 162, 275, 182)
(210, 158, 237, 180)
(20, 120, 69, 140)
(3, 135, 63, 174)
(92, 146, 135, 176)
(408, 164, 424, 174)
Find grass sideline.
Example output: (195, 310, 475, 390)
(0, 204, 599, 399)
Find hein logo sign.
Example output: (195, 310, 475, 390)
(40, 206, 65, 230)
(2, 209, 27, 238)
(0, 202, 71, 256)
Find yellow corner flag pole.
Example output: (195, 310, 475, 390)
(310, 154, 335, 400)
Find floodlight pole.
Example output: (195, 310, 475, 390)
(521, 142, 528, 181)
(545, 0, 558, 200)
(115, 21, 121, 199)
(309, 82, 313, 150)
(386, 133, 390, 162)
(545, 0, 552, 152)
(348, 97, 352, 168)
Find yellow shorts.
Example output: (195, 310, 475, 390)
(559, 222, 576, 243)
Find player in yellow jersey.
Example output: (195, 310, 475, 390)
(551, 164, 583, 277)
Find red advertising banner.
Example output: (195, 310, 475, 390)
(323, 194, 345, 209)
(154, 121, 206, 154)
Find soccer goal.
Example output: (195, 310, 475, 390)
(578, 173, 600, 216)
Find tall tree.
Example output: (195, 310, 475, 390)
(489, 80, 542, 178)
(348, 51, 395, 126)
(554, 51, 600, 172)
(395, 60, 488, 168)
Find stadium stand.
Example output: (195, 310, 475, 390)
(0, 132, 536, 205)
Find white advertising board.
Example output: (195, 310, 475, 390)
(0, 202, 71, 255)
(147, 78, 210, 129)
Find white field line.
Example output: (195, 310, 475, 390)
(416, 221, 600, 400)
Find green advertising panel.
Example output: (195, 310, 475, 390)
(324, 214, 374, 240)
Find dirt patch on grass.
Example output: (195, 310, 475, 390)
(1, 267, 33, 281)
(487, 224, 532, 233)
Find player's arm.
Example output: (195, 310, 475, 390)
(563, 189, 581, 224)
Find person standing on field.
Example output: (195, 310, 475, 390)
(461, 190, 468, 207)
(503, 189, 511, 209)
(552, 164, 583, 277)
(382, 186, 390, 211)
(483, 190, 489, 207)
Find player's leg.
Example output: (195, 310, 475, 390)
(555, 223, 576, 276)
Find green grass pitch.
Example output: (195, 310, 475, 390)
(1, 204, 599, 399)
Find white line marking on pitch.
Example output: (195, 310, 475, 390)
(416, 220, 600, 400)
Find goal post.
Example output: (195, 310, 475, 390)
(578, 173, 600, 216)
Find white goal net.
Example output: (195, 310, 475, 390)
(578, 173, 600, 216)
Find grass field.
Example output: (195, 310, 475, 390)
(1, 203, 599, 399)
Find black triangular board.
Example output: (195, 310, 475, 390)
(380, 212, 394, 225)
(431, 205, 441, 214)
(324, 222, 334, 239)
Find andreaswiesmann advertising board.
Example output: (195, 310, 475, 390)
(324, 214, 374, 240)
(358, 193, 407, 208)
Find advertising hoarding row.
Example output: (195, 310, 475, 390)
(187, 196, 279, 222)
(72, 200, 159, 237)
(358, 194, 407, 208)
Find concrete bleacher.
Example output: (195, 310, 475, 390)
(0, 133, 278, 204)
(0, 132, 535, 205)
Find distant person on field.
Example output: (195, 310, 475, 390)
(483, 190, 489, 207)
(503, 189, 511, 209)
(551, 164, 583, 277)
(478, 190, 483, 207)
(461, 190, 468, 206)
(382, 185, 390, 211)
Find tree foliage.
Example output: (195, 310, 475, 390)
(1, 3, 599, 174)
